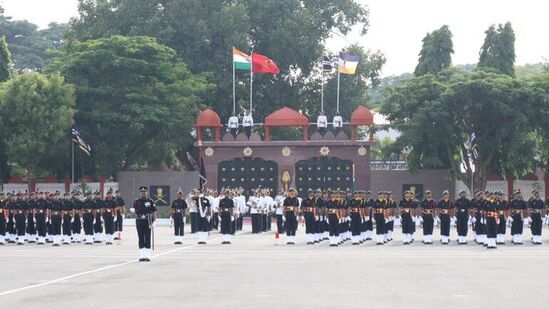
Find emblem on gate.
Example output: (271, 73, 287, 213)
(282, 147, 291, 157)
(358, 146, 368, 156)
(243, 147, 253, 157)
(204, 147, 214, 157)
(320, 146, 330, 157)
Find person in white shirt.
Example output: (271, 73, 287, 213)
(248, 190, 260, 233)
(317, 111, 328, 136)
(227, 113, 239, 139)
(333, 112, 343, 134)
(186, 190, 198, 233)
(242, 110, 254, 139)
(236, 189, 247, 231)
(207, 190, 219, 230)
(274, 190, 286, 234)
(262, 189, 275, 231)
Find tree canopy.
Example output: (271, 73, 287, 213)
(47, 35, 213, 177)
(414, 25, 454, 76)
(478, 22, 516, 76)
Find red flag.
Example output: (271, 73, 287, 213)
(252, 52, 280, 74)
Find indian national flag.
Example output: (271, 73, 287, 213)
(233, 47, 251, 70)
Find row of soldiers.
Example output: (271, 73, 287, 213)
(280, 188, 549, 248)
(0, 189, 125, 246)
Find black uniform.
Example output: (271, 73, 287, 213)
(437, 199, 452, 238)
(193, 196, 211, 233)
(399, 198, 416, 236)
(14, 197, 27, 241)
(26, 197, 37, 240)
(421, 199, 436, 236)
(302, 197, 316, 239)
(6, 198, 16, 241)
(485, 199, 498, 243)
(103, 197, 117, 237)
(454, 197, 471, 238)
(349, 197, 362, 241)
(474, 198, 487, 243)
(114, 196, 126, 233)
(34, 197, 48, 241)
(171, 198, 188, 236)
(218, 196, 234, 236)
(509, 198, 526, 238)
(133, 197, 157, 249)
(72, 197, 83, 239)
(496, 199, 508, 241)
(93, 197, 104, 241)
(62, 198, 74, 241)
(529, 198, 545, 238)
(283, 196, 299, 237)
(49, 198, 64, 244)
(326, 199, 340, 239)
(0, 197, 7, 242)
(82, 197, 96, 242)
(372, 198, 386, 241)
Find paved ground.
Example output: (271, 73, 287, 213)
(1, 223, 549, 309)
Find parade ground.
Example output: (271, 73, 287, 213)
(1, 224, 549, 309)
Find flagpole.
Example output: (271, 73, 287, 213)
(336, 67, 340, 113)
(249, 51, 253, 113)
(71, 139, 75, 186)
(232, 51, 236, 114)
(321, 58, 324, 112)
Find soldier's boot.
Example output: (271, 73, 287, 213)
(0, 235, 5, 245)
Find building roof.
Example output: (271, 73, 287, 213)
(264, 107, 309, 127)
(195, 108, 221, 127)
(349, 106, 374, 126)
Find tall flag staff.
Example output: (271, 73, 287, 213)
(71, 126, 91, 185)
(336, 52, 359, 113)
(232, 47, 252, 114)
(321, 56, 333, 112)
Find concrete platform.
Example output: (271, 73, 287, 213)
(1, 225, 549, 309)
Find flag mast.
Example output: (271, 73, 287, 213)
(249, 51, 253, 113)
(336, 62, 341, 113)
(232, 48, 236, 114)
(321, 57, 324, 112)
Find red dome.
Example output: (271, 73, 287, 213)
(195, 108, 221, 127)
(264, 107, 309, 127)
(350, 106, 374, 126)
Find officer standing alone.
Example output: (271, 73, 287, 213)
(171, 189, 187, 245)
(130, 186, 157, 262)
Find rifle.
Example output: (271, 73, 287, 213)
(148, 213, 155, 251)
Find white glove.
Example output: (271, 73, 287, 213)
(527, 217, 533, 224)
(122, 214, 125, 219)
(384, 218, 388, 224)
(130, 208, 135, 214)
(472, 217, 477, 223)
(481, 218, 486, 225)
(411, 216, 416, 223)
(339, 218, 343, 224)
(346, 216, 351, 222)
(315, 216, 319, 221)
(365, 216, 370, 221)
(282, 216, 286, 222)
(231, 216, 235, 222)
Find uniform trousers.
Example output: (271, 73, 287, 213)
(83, 213, 94, 235)
(374, 213, 385, 235)
(531, 213, 542, 236)
(304, 212, 315, 234)
(328, 214, 339, 237)
(285, 212, 297, 236)
(422, 214, 434, 235)
(440, 214, 450, 237)
(51, 215, 62, 235)
(401, 212, 413, 234)
(14, 214, 26, 236)
(62, 214, 72, 236)
(350, 213, 361, 236)
(72, 215, 82, 234)
(220, 211, 232, 235)
(456, 213, 468, 236)
(104, 214, 114, 234)
(486, 217, 497, 238)
(510, 213, 523, 235)
(135, 218, 152, 249)
(173, 213, 184, 236)
(35, 214, 47, 237)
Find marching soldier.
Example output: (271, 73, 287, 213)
(509, 189, 526, 244)
(82, 191, 96, 245)
(93, 191, 104, 243)
(420, 190, 436, 244)
(326, 191, 340, 246)
(249, 190, 260, 234)
(274, 190, 285, 235)
(26, 192, 37, 243)
(528, 190, 545, 245)
(302, 189, 316, 245)
(399, 191, 416, 245)
(437, 190, 453, 245)
(364, 191, 374, 241)
(61, 192, 74, 245)
(71, 191, 83, 243)
(192, 189, 211, 244)
(114, 190, 126, 240)
(282, 188, 299, 245)
(314, 189, 324, 243)
(349, 191, 363, 245)
(103, 189, 117, 245)
(454, 190, 471, 244)
(6, 193, 16, 243)
(219, 189, 234, 244)
(49, 192, 63, 246)
(495, 191, 508, 245)
(373, 191, 386, 245)
(171, 189, 187, 245)
(34, 192, 48, 245)
(474, 191, 487, 246)
(13, 192, 27, 245)
(130, 186, 157, 262)
(484, 192, 498, 249)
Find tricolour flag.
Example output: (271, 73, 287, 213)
(233, 47, 251, 70)
(338, 52, 359, 75)
(71, 126, 91, 156)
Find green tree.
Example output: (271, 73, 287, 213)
(478, 22, 516, 76)
(47, 35, 213, 176)
(0, 73, 75, 182)
(381, 69, 542, 193)
(414, 25, 454, 76)
(0, 35, 11, 81)
(69, 0, 371, 120)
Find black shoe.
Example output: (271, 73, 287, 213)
(330, 244, 338, 247)
(143, 258, 151, 262)
(174, 241, 183, 245)
(52, 243, 60, 247)
(139, 258, 146, 262)
(114, 237, 120, 240)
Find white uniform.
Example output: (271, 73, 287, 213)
(333, 115, 343, 128)
(228, 116, 239, 129)
(317, 115, 327, 128)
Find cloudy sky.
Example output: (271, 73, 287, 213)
(1, 0, 547, 76)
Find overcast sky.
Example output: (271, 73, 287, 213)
(1, 0, 547, 76)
